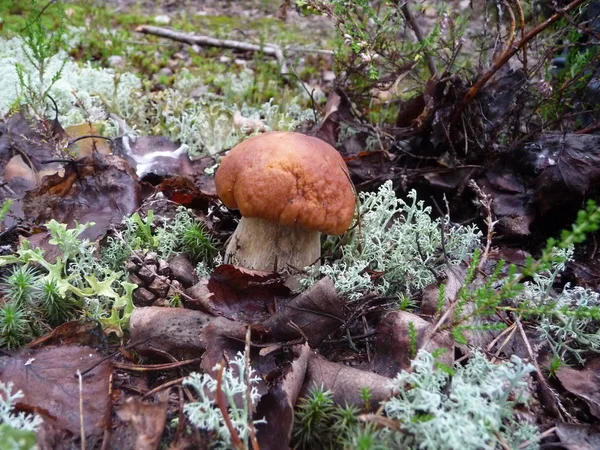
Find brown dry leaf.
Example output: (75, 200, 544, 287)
(528, 134, 600, 215)
(22, 152, 141, 241)
(476, 170, 535, 238)
(156, 176, 217, 210)
(300, 352, 392, 410)
(556, 422, 600, 450)
(313, 90, 342, 147)
(344, 150, 396, 185)
(65, 123, 111, 157)
(556, 358, 600, 418)
(372, 311, 453, 377)
(116, 393, 169, 450)
(27, 320, 106, 348)
(0, 345, 111, 436)
(262, 277, 344, 348)
(0, 110, 64, 175)
(256, 344, 310, 450)
(186, 265, 290, 321)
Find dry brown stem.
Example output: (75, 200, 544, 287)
(451, 0, 587, 125)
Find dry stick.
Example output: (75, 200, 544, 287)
(397, 1, 437, 78)
(135, 25, 288, 74)
(244, 326, 260, 450)
(511, 0, 527, 71)
(502, 0, 516, 54)
(451, 0, 587, 125)
(112, 358, 201, 372)
(142, 376, 186, 399)
(216, 360, 246, 450)
(514, 318, 570, 422)
(77, 369, 86, 450)
(468, 180, 498, 270)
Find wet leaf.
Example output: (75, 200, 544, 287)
(556, 358, 600, 419)
(22, 153, 141, 241)
(300, 352, 392, 411)
(116, 393, 169, 450)
(556, 422, 600, 450)
(527, 134, 600, 215)
(255, 344, 310, 450)
(372, 311, 453, 377)
(186, 265, 290, 322)
(0, 345, 111, 436)
(262, 277, 344, 348)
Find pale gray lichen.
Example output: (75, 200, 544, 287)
(0, 36, 142, 126)
(0, 382, 41, 432)
(301, 181, 482, 300)
(382, 350, 539, 450)
(516, 247, 600, 364)
(184, 352, 265, 449)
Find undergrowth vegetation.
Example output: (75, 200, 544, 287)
(2, 0, 600, 448)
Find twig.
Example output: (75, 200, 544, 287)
(519, 427, 556, 449)
(396, 1, 438, 78)
(112, 358, 201, 372)
(216, 359, 246, 450)
(77, 369, 86, 450)
(510, 0, 527, 71)
(451, 0, 587, 125)
(136, 25, 288, 74)
(244, 326, 260, 450)
(142, 376, 185, 399)
(502, 0, 516, 56)
(515, 318, 570, 421)
(468, 180, 498, 270)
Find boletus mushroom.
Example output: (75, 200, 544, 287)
(215, 131, 355, 273)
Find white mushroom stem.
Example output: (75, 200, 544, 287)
(224, 217, 321, 273)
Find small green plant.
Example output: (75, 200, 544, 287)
(293, 386, 337, 449)
(102, 207, 219, 270)
(0, 219, 137, 345)
(0, 303, 31, 349)
(444, 200, 600, 361)
(15, 0, 66, 117)
(0, 200, 12, 222)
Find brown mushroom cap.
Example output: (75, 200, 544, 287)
(215, 131, 355, 235)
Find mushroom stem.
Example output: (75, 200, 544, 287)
(224, 217, 321, 273)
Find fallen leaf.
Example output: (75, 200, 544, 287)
(256, 344, 310, 450)
(556, 422, 600, 450)
(0, 345, 111, 436)
(300, 352, 393, 411)
(116, 392, 169, 450)
(113, 134, 194, 179)
(528, 134, 600, 215)
(262, 277, 344, 348)
(186, 265, 290, 322)
(129, 306, 223, 358)
(556, 358, 600, 418)
(65, 123, 111, 157)
(22, 152, 141, 241)
(372, 311, 453, 377)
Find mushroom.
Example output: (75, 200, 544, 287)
(215, 131, 355, 273)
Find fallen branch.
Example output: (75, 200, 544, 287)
(135, 25, 289, 74)
(451, 0, 587, 125)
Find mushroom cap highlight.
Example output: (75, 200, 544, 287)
(215, 131, 355, 235)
